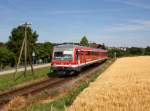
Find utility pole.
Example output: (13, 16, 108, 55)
(14, 22, 34, 79)
(24, 23, 27, 76)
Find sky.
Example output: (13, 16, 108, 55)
(0, 0, 150, 47)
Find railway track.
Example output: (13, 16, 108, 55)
(0, 61, 108, 108)
(0, 77, 66, 105)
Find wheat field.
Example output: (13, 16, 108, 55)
(66, 56, 150, 111)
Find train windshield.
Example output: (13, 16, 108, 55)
(54, 51, 73, 61)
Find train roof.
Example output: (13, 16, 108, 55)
(54, 44, 107, 52)
(54, 44, 80, 49)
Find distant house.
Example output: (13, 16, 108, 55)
(119, 47, 127, 51)
(107, 46, 127, 51)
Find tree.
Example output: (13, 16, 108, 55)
(127, 47, 143, 55)
(0, 47, 16, 69)
(101, 43, 106, 49)
(80, 36, 89, 46)
(145, 46, 150, 55)
(34, 42, 53, 62)
(7, 25, 38, 59)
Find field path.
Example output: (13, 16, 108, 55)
(67, 56, 150, 111)
(0, 63, 50, 75)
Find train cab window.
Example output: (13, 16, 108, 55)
(54, 51, 73, 61)
(54, 51, 63, 57)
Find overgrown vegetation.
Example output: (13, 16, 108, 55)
(24, 59, 114, 111)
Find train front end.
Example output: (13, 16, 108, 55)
(51, 44, 76, 75)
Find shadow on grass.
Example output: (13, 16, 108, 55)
(47, 71, 58, 78)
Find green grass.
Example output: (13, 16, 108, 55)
(25, 59, 115, 111)
(0, 67, 51, 92)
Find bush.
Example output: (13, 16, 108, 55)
(108, 49, 128, 58)
(145, 46, 150, 55)
(108, 47, 147, 58)
(126, 47, 144, 56)
(0, 47, 16, 69)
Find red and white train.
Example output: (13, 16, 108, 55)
(51, 44, 108, 75)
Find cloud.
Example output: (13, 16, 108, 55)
(102, 20, 150, 32)
(111, 0, 150, 10)
(47, 10, 94, 15)
(122, 0, 150, 10)
(46, 9, 118, 15)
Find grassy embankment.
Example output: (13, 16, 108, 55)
(24, 59, 115, 111)
(0, 67, 51, 92)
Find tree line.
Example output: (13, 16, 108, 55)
(108, 47, 150, 58)
(0, 25, 150, 69)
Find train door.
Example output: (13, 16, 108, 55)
(76, 50, 81, 72)
(76, 50, 80, 64)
